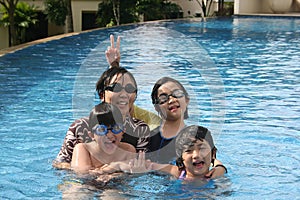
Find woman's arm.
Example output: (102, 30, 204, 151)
(53, 117, 90, 169)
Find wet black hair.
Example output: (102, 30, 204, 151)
(96, 67, 138, 100)
(89, 102, 124, 130)
(175, 125, 217, 170)
(151, 77, 190, 119)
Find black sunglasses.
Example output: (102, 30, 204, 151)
(105, 83, 137, 94)
(156, 89, 185, 105)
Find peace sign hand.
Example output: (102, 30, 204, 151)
(105, 34, 121, 67)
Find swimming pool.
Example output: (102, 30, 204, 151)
(0, 16, 299, 199)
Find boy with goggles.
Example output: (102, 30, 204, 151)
(71, 102, 136, 174)
(92, 124, 123, 136)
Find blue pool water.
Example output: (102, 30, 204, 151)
(0, 16, 299, 199)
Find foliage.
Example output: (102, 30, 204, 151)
(223, 2, 234, 16)
(96, 0, 182, 27)
(96, 1, 114, 27)
(44, 0, 67, 26)
(136, 0, 182, 21)
(160, 1, 182, 19)
(0, 1, 39, 44)
(96, 0, 138, 27)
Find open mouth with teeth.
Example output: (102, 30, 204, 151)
(118, 101, 128, 105)
(168, 105, 180, 112)
(193, 161, 205, 169)
(103, 138, 117, 153)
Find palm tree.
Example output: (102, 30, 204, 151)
(0, 1, 38, 45)
(195, 0, 214, 19)
(65, 0, 73, 32)
(0, 0, 19, 46)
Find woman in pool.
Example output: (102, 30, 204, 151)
(105, 34, 161, 130)
(71, 102, 136, 173)
(53, 66, 153, 169)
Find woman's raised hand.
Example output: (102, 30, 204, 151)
(105, 34, 121, 67)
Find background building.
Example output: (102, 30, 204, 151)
(234, 0, 300, 15)
(3, 0, 299, 51)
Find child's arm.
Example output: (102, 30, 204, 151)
(71, 143, 93, 174)
(99, 161, 131, 174)
(150, 162, 179, 177)
(205, 159, 227, 178)
(130, 151, 179, 177)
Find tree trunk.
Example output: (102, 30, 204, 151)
(112, 0, 120, 25)
(7, 0, 19, 46)
(65, 0, 73, 32)
(207, 0, 213, 16)
(195, 0, 206, 20)
(218, 0, 224, 16)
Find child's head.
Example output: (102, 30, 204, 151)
(89, 102, 125, 154)
(175, 125, 217, 178)
(151, 77, 190, 120)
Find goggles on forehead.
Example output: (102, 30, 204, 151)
(156, 89, 185, 105)
(92, 124, 123, 136)
(105, 83, 137, 94)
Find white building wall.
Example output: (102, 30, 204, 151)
(171, 0, 218, 17)
(0, 27, 9, 50)
(234, 0, 298, 14)
(72, 0, 99, 32)
(23, 0, 100, 33)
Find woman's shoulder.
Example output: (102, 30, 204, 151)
(125, 116, 150, 132)
(133, 105, 161, 131)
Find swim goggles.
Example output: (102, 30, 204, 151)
(105, 83, 137, 94)
(156, 89, 185, 105)
(92, 124, 123, 136)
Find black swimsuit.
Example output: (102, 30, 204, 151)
(147, 127, 177, 164)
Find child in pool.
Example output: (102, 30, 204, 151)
(171, 125, 227, 180)
(101, 125, 227, 180)
(71, 102, 136, 174)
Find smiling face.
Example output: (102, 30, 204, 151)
(156, 81, 189, 121)
(182, 139, 212, 178)
(92, 124, 124, 155)
(102, 73, 137, 117)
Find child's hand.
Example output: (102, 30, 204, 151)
(98, 162, 127, 174)
(129, 151, 153, 173)
(89, 167, 105, 175)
